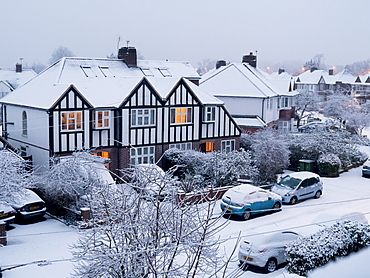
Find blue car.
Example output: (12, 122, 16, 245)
(362, 159, 370, 177)
(270, 171, 323, 205)
(220, 184, 282, 220)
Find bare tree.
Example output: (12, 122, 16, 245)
(196, 59, 218, 75)
(294, 90, 321, 127)
(49, 46, 75, 64)
(72, 166, 235, 278)
(303, 53, 325, 71)
(345, 59, 370, 75)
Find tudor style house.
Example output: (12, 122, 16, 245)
(200, 53, 297, 133)
(0, 47, 240, 173)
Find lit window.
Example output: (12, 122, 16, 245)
(158, 68, 172, 77)
(170, 107, 192, 124)
(61, 112, 82, 131)
(131, 109, 156, 126)
(221, 140, 235, 153)
(204, 106, 216, 122)
(206, 142, 214, 152)
(94, 151, 109, 159)
(169, 142, 192, 150)
(81, 65, 96, 77)
(130, 146, 155, 165)
(95, 111, 110, 128)
(22, 111, 27, 136)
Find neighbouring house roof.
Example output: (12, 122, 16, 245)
(0, 68, 36, 92)
(295, 69, 357, 85)
(200, 62, 297, 98)
(0, 57, 222, 109)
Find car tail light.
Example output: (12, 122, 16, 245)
(258, 248, 268, 253)
(19, 206, 25, 212)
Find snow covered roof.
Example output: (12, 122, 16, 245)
(233, 116, 266, 128)
(0, 67, 36, 91)
(295, 69, 357, 85)
(0, 57, 221, 109)
(200, 63, 281, 98)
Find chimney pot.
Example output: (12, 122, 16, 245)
(329, 69, 334, 75)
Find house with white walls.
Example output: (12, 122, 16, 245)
(200, 53, 297, 133)
(0, 47, 240, 173)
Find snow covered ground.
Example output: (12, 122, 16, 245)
(1, 132, 369, 277)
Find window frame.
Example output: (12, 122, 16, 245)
(130, 146, 155, 166)
(221, 139, 235, 153)
(204, 106, 216, 122)
(170, 107, 192, 124)
(94, 110, 111, 129)
(61, 111, 83, 131)
(22, 111, 28, 137)
(131, 109, 156, 127)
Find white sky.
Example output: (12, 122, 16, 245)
(1, 0, 370, 71)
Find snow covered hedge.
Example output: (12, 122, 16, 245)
(286, 220, 370, 276)
(317, 153, 341, 176)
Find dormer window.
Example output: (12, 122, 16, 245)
(61, 112, 82, 131)
(204, 106, 216, 122)
(94, 111, 110, 129)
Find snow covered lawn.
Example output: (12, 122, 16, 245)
(0, 215, 79, 277)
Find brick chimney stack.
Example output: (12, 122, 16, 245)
(118, 47, 137, 67)
(15, 63, 22, 73)
(242, 52, 257, 68)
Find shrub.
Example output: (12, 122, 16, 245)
(317, 153, 341, 176)
(286, 220, 370, 276)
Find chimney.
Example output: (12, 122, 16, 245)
(118, 46, 137, 67)
(329, 69, 334, 75)
(310, 66, 318, 72)
(242, 52, 257, 67)
(216, 60, 226, 69)
(278, 68, 285, 74)
(15, 63, 22, 73)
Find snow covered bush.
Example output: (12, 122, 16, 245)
(72, 174, 230, 277)
(317, 153, 341, 176)
(37, 151, 111, 213)
(250, 128, 290, 185)
(0, 150, 31, 202)
(286, 220, 370, 276)
(163, 148, 257, 191)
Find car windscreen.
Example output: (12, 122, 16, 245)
(278, 176, 301, 189)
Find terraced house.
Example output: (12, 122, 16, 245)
(0, 47, 240, 173)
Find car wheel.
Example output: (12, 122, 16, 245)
(289, 196, 298, 205)
(273, 202, 281, 210)
(314, 190, 322, 199)
(242, 210, 251, 220)
(264, 258, 277, 273)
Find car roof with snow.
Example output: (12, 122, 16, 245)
(284, 171, 320, 180)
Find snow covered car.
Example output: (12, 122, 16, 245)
(270, 171, 323, 205)
(220, 184, 282, 220)
(9, 189, 46, 221)
(362, 159, 370, 177)
(0, 202, 16, 225)
(238, 230, 301, 272)
(298, 122, 328, 133)
(131, 164, 177, 201)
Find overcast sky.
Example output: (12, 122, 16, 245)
(1, 0, 369, 72)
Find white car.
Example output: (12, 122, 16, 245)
(0, 201, 16, 225)
(9, 189, 46, 221)
(270, 172, 323, 205)
(238, 230, 301, 272)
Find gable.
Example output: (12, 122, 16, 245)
(166, 79, 201, 106)
(120, 78, 163, 108)
(50, 85, 93, 111)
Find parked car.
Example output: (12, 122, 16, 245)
(298, 122, 328, 133)
(362, 159, 370, 177)
(238, 230, 301, 272)
(270, 171, 323, 205)
(0, 202, 16, 225)
(9, 189, 46, 221)
(220, 184, 282, 220)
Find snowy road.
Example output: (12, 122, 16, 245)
(216, 148, 370, 277)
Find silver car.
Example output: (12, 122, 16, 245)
(270, 171, 323, 205)
(362, 159, 370, 177)
(239, 230, 300, 272)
